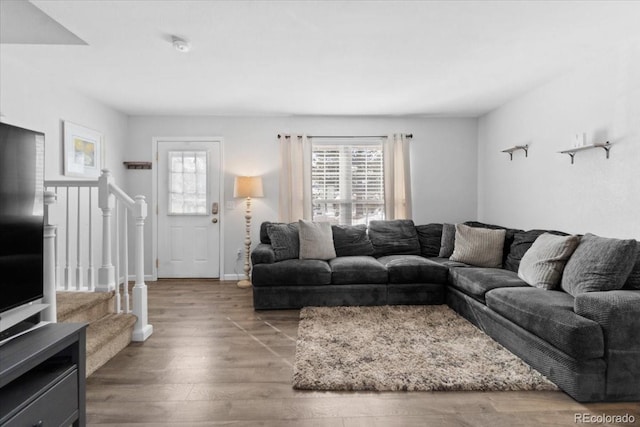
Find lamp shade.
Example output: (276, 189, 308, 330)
(233, 176, 264, 198)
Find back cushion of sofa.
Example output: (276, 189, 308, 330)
(504, 229, 569, 273)
(369, 219, 420, 257)
(332, 224, 374, 257)
(266, 223, 299, 261)
(415, 223, 443, 257)
(260, 221, 286, 244)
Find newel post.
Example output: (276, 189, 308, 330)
(97, 169, 115, 292)
(132, 195, 153, 341)
(42, 190, 57, 322)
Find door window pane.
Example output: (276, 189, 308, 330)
(168, 150, 208, 214)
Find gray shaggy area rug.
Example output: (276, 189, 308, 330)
(293, 305, 558, 392)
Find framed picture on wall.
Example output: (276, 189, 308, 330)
(63, 121, 103, 178)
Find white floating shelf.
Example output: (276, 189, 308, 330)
(501, 145, 529, 160)
(558, 142, 611, 164)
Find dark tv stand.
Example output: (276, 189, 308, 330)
(0, 323, 87, 427)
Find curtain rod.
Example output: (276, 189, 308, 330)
(277, 134, 412, 139)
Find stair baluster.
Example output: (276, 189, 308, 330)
(75, 187, 83, 290)
(65, 186, 71, 290)
(114, 198, 122, 313)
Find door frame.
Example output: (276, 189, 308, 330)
(151, 136, 225, 281)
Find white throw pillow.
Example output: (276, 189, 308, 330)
(450, 224, 506, 268)
(518, 233, 580, 290)
(298, 220, 336, 260)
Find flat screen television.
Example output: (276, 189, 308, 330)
(0, 122, 46, 341)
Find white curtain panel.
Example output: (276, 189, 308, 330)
(278, 134, 312, 222)
(383, 133, 413, 220)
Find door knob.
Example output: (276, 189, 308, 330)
(212, 218, 218, 223)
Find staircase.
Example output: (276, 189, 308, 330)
(57, 291, 136, 377)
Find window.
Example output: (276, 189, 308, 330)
(311, 140, 384, 225)
(168, 150, 208, 214)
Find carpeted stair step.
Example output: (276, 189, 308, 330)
(85, 313, 137, 377)
(57, 291, 115, 323)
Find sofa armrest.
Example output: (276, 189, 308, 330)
(575, 290, 640, 349)
(574, 290, 640, 399)
(251, 243, 276, 265)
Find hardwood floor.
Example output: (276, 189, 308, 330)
(86, 280, 639, 426)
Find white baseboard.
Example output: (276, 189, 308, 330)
(126, 274, 156, 282)
(124, 274, 240, 282)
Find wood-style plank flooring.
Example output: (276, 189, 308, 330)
(86, 280, 640, 426)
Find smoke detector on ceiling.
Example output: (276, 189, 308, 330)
(172, 36, 191, 53)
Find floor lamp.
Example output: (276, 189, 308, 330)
(234, 176, 263, 288)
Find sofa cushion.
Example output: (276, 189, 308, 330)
(448, 267, 529, 303)
(368, 220, 420, 257)
(298, 220, 336, 260)
(252, 259, 331, 287)
(561, 233, 637, 296)
(266, 223, 299, 261)
(463, 221, 522, 266)
(329, 256, 388, 285)
(377, 255, 448, 284)
(260, 221, 285, 244)
(486, 287, 604, 360)
(438, 223, 456, 257)
(331, 224, 374, 257)
(504, 229, 568, 273)
(624, 243, 640, 290)
(415, 223, 443, 257)
(450, 223, 506, 268)
(517, 233, 580, 290)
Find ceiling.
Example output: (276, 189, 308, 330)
(2, 0, 640, 117)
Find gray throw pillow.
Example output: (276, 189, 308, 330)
(624, 242, 640, 290)
(368, 220, 420, 257)
(561, 233, 638, 296)
(298, 220, 336, 260)
(438, 223, 456, 258)
(266, 223, 299, 261)
(450, 223, 506, 268)
(518, 233, 580, 290)
(463, 221, 522, 266)
(415, 223, 443, 257)
(332, 224, 374, 257)
(504, 229, 568, 273)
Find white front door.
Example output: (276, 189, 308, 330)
(157, 140, 221, 278)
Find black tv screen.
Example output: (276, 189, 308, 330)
(0, 122, 45, 314)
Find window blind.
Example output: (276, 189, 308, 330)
(311, 141, 385, 225)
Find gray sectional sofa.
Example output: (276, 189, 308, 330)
(250, 219, 640, 403)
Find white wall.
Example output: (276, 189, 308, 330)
(0, 57, 129, 182)
(478, 43, 640, 239)
(127, 116, 478, 278)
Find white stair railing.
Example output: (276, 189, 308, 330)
(44, 169, 152, 341)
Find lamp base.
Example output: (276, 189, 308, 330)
(237, 279, 252, 289)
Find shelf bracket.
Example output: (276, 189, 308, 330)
(601, 143, 611, 159)
(502, 144, 528, 161)
(568, 152, 576, 165)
